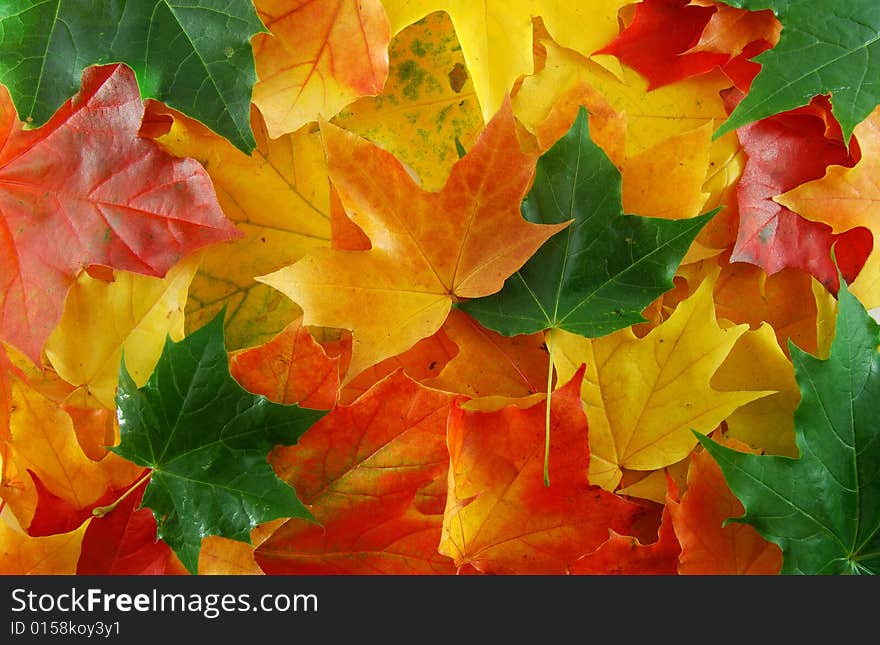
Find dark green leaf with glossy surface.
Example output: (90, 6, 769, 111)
(459, 107, 714, 337)
(714, 0, 880, 144)
(0, 0, 265, 152)
(699, 281, 880, 574)
(113, 311, 325, 574)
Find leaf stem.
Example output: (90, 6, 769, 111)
(92, 470, 152, 518)
(544, 335, 554, 487)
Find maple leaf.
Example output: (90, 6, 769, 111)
(112, 311, 326, 574)
(726, 90, 872, 292)
(714, 0, 880, 144)
(383, 1, 629, 123)
(551, 271, 772, 490)
(252, 0, 390, 138)
(43, 256, 198, 410)
(595, 0, 729, 90)
(700, 280, 880, 574)
(440, 366, 648, 574)
(333, 11, 483, 192)
(669, 438, 782, 575)
(777, 107, 880, 309)
(0, 0, 265, 152)
(461, 107, 715, 339)
(149, 105, 331, 350)
(0, 64, 241, 364)
(257, 370, 456, 574)
(258, 101, 567, 381)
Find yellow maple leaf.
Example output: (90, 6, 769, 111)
(383, 1, 630, 122)
(712, 323, 800, 458)
(550, 271, 772, 490)
(151, 108, 332, 350)
(334, 11, 484, 191)
(44, 256, 198, 410)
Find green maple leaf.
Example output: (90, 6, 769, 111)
(714, 0, 880, 144)
(459, 106, 715, 338)
(112, 311, 325, 574)
(0, 0, 265, 152)
(459, 107, 714, 487)
(699, 280, 880, 574)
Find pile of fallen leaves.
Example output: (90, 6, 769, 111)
(1, 0, 877, 575)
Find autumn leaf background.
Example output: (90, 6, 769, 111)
(1, 0, 879, 576)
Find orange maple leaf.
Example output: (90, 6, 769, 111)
(668, 438, 782, 575)
(256, 371, 456, 573)
(440, 366, 649, 574)
(258, 100, 568, 381)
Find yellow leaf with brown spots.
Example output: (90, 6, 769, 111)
(334, 11, 484, 191)
(383, 0, 630, 122)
